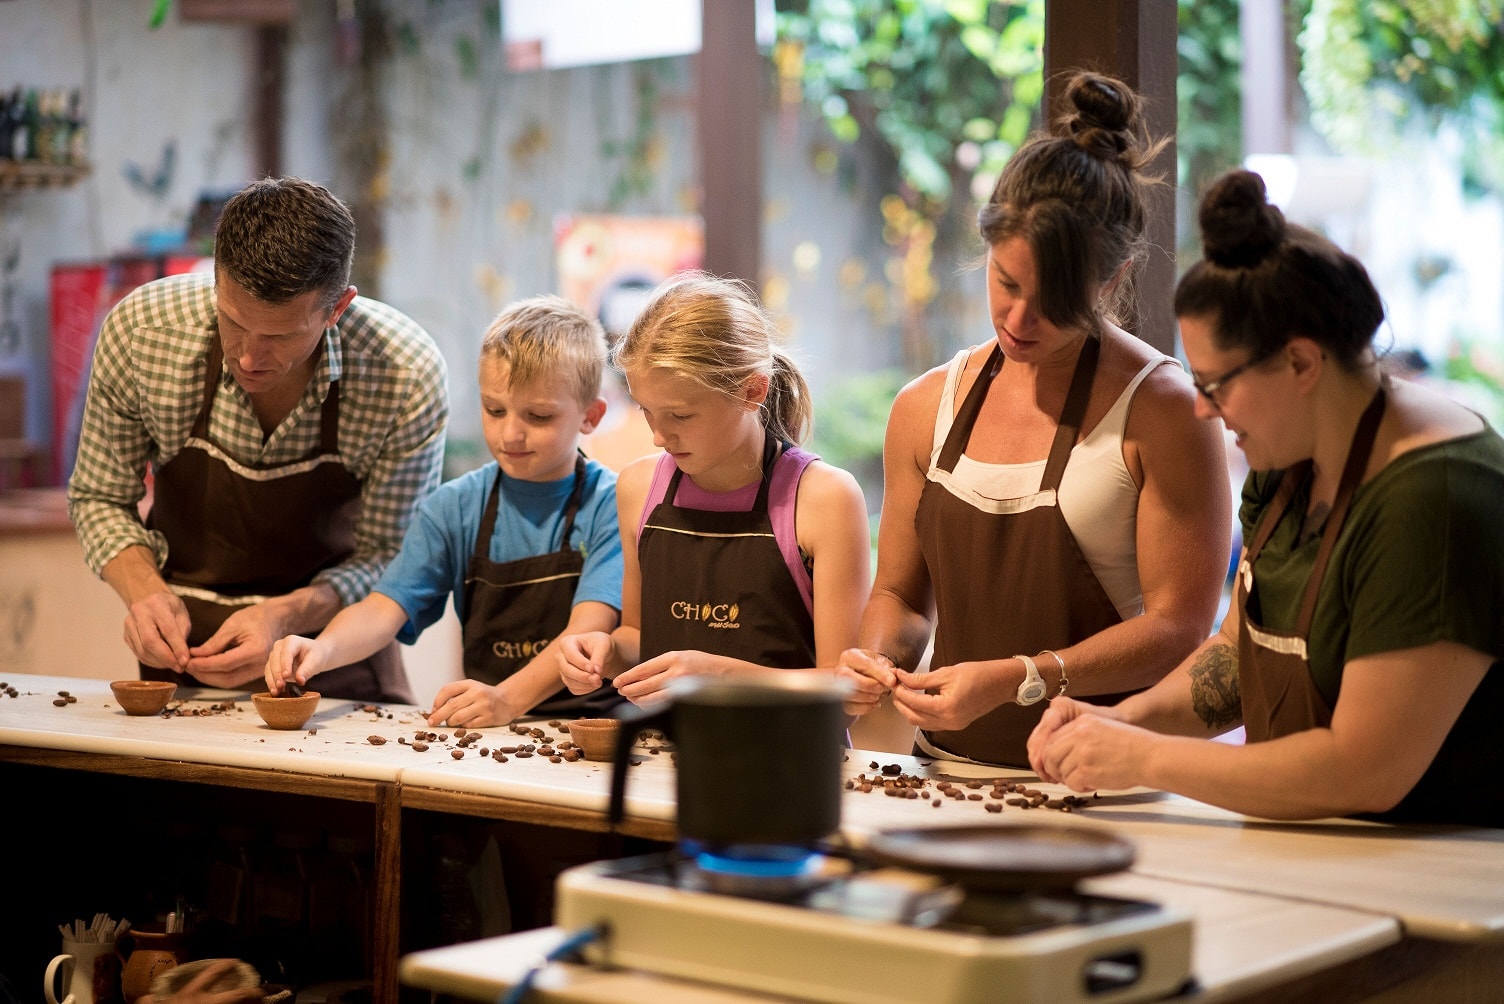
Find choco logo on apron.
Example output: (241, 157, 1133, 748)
(637, 433, 816, 669)
(461, 453, 618, 716)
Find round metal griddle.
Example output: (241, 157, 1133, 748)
(864, 824, 1137, 893)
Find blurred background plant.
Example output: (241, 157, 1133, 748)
(1299, 0, 1504, 196)
(1441, 336, 1504, 427)
(776, 0, 1044, 370)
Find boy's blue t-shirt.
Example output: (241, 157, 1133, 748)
(375, 458, 623, 645)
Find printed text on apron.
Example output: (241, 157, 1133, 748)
(637, 434, 817, 669)
(461, 454, 619, 715)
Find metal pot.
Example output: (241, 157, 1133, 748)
(607, 674, 850, 849)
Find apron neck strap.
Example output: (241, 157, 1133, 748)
(1294, 383, 1387, 635)
(936, 345, 1002, 473)
(475, 452, 592, 559)
(934, 335, 1100, 488)
(1040, 335, 1100, 491)
(319, 376, 340, 455)
(193, 338, 226, 438)
(1244, 463, 1307, 569)
(557, 452, 589, 550)
(196, 335, 337, 450)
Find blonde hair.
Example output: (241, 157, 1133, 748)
(480, 295, 607, 407)
(613, 272, 812, 444)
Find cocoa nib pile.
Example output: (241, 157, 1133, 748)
(362, 719, 673, 768)
(847, 760, 1096, 815)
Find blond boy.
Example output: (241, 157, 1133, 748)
(266, 296, 623, 726)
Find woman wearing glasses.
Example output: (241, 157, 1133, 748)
(1029, 169, 1504, 826)
(835, 72, 1231, 767)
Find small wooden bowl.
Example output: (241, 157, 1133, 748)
(567, 718, 621, 762)
(111, 680, 177, 716)
(251, 691, 320, 730)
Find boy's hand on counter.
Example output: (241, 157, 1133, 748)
(265, 634, 329, 694)
(427, 678, 523, 729)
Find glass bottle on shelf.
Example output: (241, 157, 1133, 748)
(0, 91, 13, 162)
(7, 88, 32, 161)
(34, 89, 58, 165)
(67, 89, 87, 166)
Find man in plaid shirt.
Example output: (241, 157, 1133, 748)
(67, 177, 448, 702)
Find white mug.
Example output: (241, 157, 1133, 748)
(44, 938, 122, 1004)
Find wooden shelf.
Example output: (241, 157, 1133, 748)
(0, 161, 91, 191)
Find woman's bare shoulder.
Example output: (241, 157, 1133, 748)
(892, 344, 988, 415)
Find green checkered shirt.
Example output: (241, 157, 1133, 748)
(67, 272, 449, 606)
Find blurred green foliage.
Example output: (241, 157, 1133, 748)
(776, 0, 1044, 208)
(1300, 0, 1504, 195)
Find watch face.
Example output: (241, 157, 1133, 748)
(1017, 680, 1047, 706)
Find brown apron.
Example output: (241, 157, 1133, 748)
(637, 433, 817, 668)
(1238, 386, 1387, 741)
(142, 338, 410, 703)
(916, 338, 1136, 766)
(461, 454, 619, 715)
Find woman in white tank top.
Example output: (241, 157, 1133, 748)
(835, 71, 1232, 766)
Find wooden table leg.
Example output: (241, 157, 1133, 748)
(373, 781, 402, 1004)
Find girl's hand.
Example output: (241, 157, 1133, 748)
(612, 650, 722, 705)
(559, 632, 612, 694)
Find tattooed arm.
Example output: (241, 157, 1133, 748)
(1187, 641, 1242, 732)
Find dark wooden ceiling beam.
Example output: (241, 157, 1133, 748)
(697, 0, 763, 291)
(1044, 0, 1179, 353)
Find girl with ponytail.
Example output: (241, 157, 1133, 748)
(560, 272, 871, 703)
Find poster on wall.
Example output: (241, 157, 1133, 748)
(555, 213, 702, 471)
(501, 0, 774, 71)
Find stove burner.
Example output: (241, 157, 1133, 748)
(676, 841, 829, 898)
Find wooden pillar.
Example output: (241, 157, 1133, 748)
(1044, 0, 1178, 353)
(252, 25, 286, 178)
(697, 1, 763, 291)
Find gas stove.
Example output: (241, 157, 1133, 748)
(555, 847, 1194, 1004)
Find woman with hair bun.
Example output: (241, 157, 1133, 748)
(558, 272, 871, 704)
(1029, 168, 1504, 827)
(836, 72, 1231, 767)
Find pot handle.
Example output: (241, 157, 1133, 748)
(607, 700, 674, 828)
(44, 954, 74, 1004)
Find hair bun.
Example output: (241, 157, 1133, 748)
(1062, 72, 1137, 162)
(1199, 169, 1285, 268)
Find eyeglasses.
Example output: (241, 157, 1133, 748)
(1192, 348, 1278, 408)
